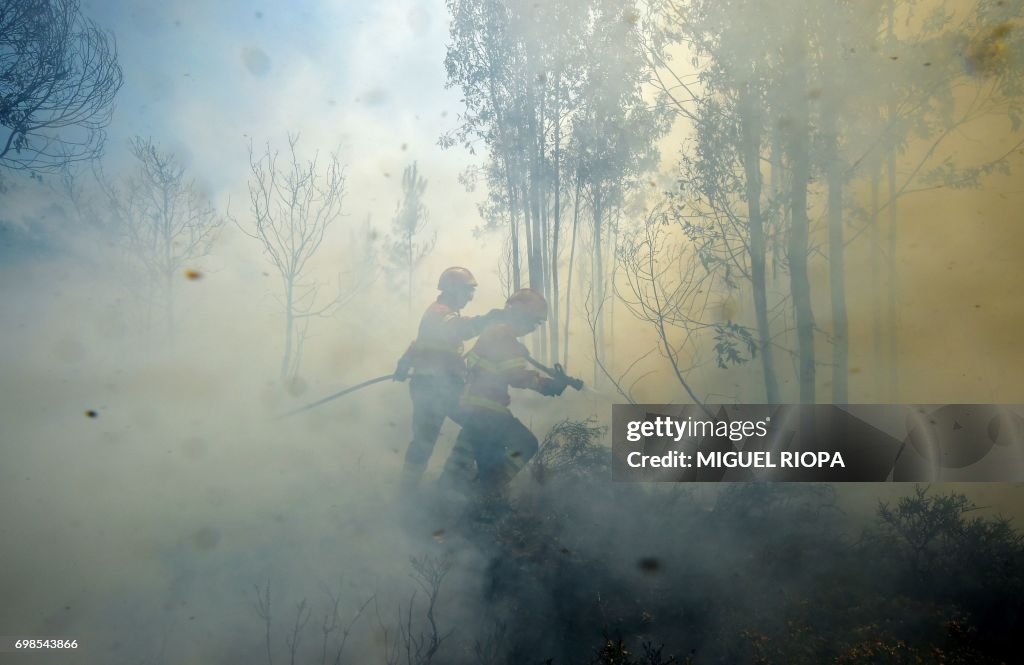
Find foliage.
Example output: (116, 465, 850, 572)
(482, 481, 1020, 664)
(591, 639, 680, 665)
(616, 202, 721, 406)
(0, 0, 122, 175)
(711, 321, 755, 369)
(632, 0, 1024, 406)
(530, 417, 610, 483)
(442, 0, 671, 365)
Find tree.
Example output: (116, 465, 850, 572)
(872, 486, 1024, 657)
(236, 133, 372, 385)
(442, 0, 669, 374)
(855, 0, 1024, 400)
(644, 0, 1024, 407)
(385, 161, 435, 309)
(616, 202, 729, 410)
(647, 0, 797, 404)
(100, 136, 222, 338)
(570, 0, 669, 381)
(0, 0, 122, 175)
(381, 555, 453, 665)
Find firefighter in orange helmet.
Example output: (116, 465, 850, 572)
(438, 288, 569, 504)
(393, 267, 504, 492)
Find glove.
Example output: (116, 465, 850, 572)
(393, 345, 414, 381)
(538, 376, 568, 397)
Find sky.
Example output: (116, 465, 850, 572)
(79, 0, 489, 278)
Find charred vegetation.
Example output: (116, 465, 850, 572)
(247, 421, 1024, 664)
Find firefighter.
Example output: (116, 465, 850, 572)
(393, 267, 504, 492)
(438, 288, 568, 507)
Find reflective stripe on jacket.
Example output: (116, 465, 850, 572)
(459, 323, 556, 414)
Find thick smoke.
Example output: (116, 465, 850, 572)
(1, 0, 1023, 663)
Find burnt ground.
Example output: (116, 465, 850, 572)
(383, 420, 1024, 665)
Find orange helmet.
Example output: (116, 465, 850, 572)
(505, 288, 548, 322)
(437, 266, 478, 292)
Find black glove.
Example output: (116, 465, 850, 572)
(393, 345, 414, 381)
(538, 376, 568, 397)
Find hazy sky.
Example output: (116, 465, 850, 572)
(79, 0, 486, 272)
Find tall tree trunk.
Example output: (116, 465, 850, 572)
(538, 89, 550, 361)
(526, 90, 544, 356)
(564, 171, 582, 366)
(550, 76, 562, 364)
(522, 179, 534, 288)
(529, 152, 544, 294)
(785, 45, 816, 405)
(739, 91, 780, 404)
(491, 62, 519, 291)
(592, 187, 604, 386)
(165, 269, 175, 343)
(162, 189, 175, 343)
(769, 115, 784, 283)
(282, 276, 295, 382)
(870, 164, 883, 400)
(887, 142, 899, 401)
(526, 77, 544, 294)
(504, 158, 522, 291)
(886, 0, 899, 401)
(609, 207, 620, 370)
(826, 125, 849, 404)
(407, 228, 413, 312)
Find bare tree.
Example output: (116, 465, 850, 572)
(50, 161, 107, 241)
(617, 202, 752, 414)
(251, 581, 374, 665)
(380, 555, 453, 665)
(582, 286, 656, 405)
(0, 0, 122, 175)
(100, 136, 222, 338)
(252, 583, 275, 665)
(472, 620, 509, 665)
(319, 590, 374, 665)
(235, 133, 370, 384)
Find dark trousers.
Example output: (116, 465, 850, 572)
(404, 375, 464, 485)
(440, 409, 539, 497)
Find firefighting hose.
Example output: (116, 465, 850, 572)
(523, 355, 584, 392)
(275, 374, 393, 419)
(277, 350, 586, 420)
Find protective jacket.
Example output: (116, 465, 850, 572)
(406, 300, 490, 380)
(459, 323, 561, 414)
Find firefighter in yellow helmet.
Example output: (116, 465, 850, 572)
(393, 267, 504, 492)
(438, 288, 569, 505)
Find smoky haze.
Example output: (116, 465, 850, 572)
(1, 0, 1023, 663)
